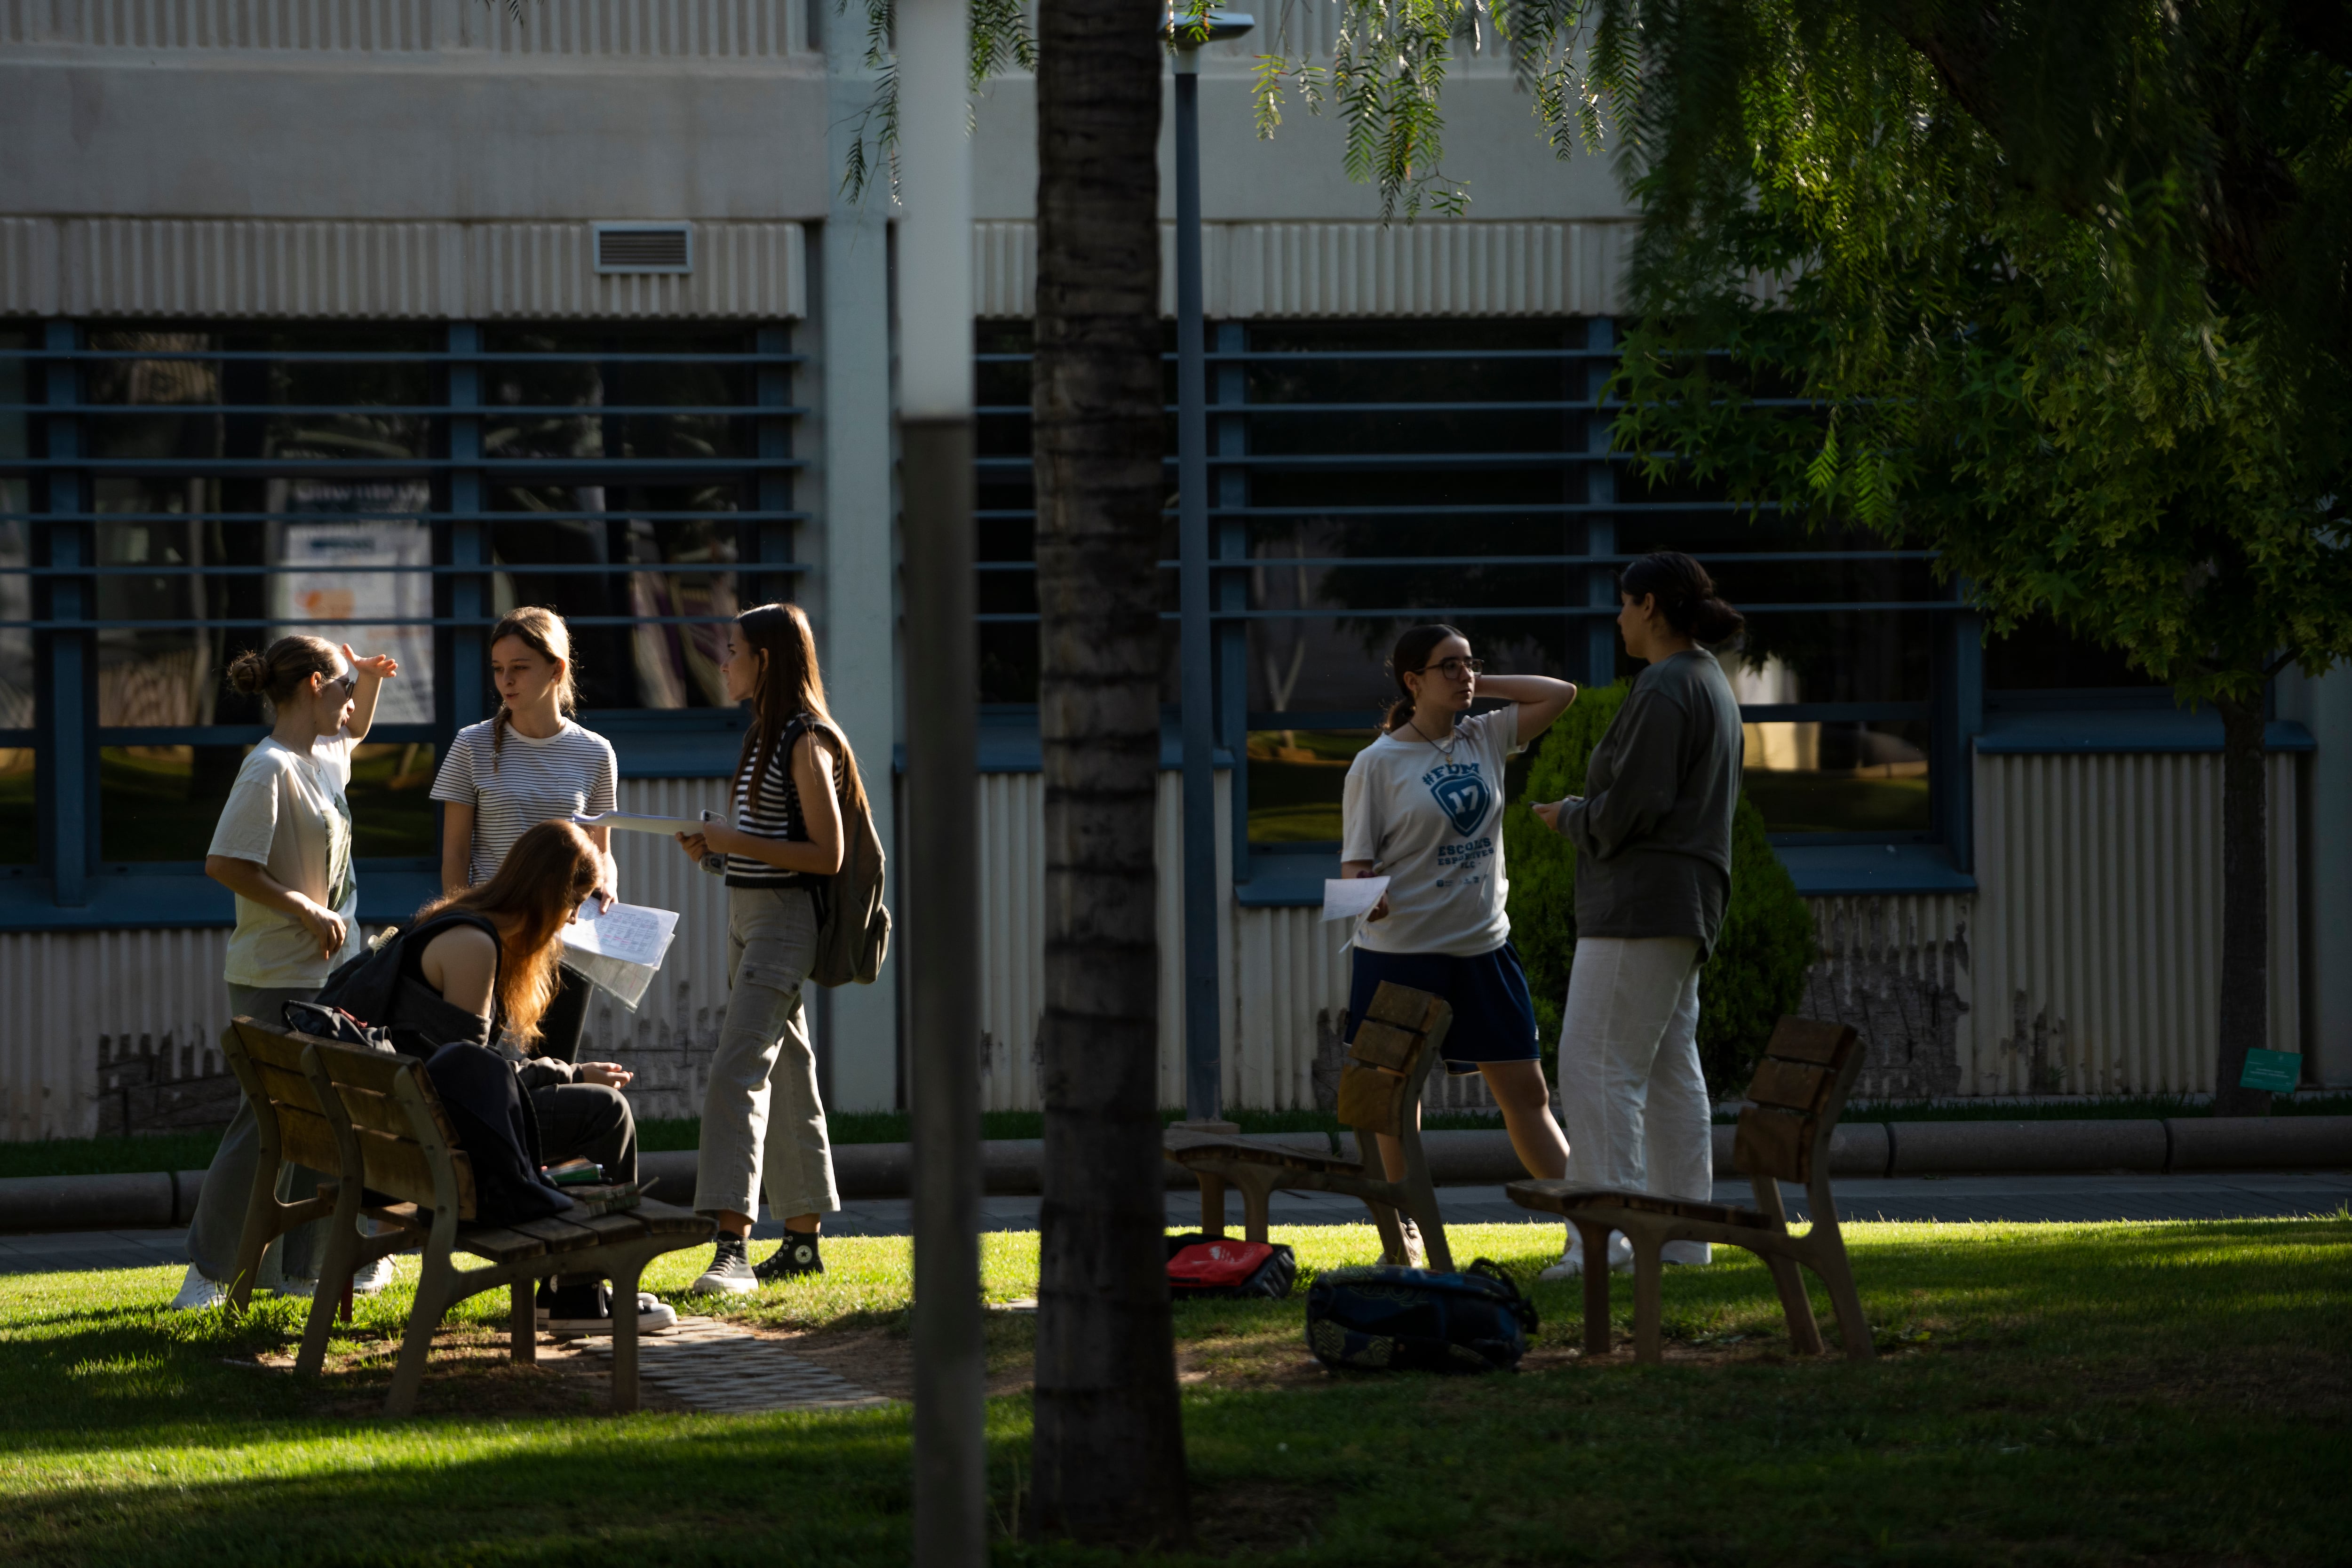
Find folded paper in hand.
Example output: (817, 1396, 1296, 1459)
(560, 899, 681, 1010)
(569, 811, 703, 835)
(1320, 876, 1390, 923)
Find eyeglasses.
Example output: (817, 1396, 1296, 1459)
(1416, 657, 1484, 679)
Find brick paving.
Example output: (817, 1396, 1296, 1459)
(566, 1314, 889, 1413)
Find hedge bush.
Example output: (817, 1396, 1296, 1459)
(1503, 682, 1818, 1098)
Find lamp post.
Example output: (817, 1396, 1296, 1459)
(1164, 8, 1252, 1131)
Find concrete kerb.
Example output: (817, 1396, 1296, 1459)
(2, 1119, 2347, 1234)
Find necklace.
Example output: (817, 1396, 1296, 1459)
(1412, 716, 1461, 762)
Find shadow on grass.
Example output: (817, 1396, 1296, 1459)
(2, 1220, 2346, 1566)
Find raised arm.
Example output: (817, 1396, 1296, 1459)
(1478, 673, 1578, 748)
(341, 644, 398, 744)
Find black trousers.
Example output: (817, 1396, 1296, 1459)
(532, 1079, 641, 1292)
(530, 1080, 637, 1186)
(536, 965, 593, 1065)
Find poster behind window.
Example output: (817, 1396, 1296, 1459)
(268, 481, 435, 725)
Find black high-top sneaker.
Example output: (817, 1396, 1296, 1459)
(754, 1230, 824, 1281)
(690, 1234, 757, 1295)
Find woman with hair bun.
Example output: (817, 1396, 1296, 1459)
(429, 606, 620, 1063)
(1531, 550, 1747, 1279)
(1338, 623, 1580, 1262)
(172, 634, 398, 1311)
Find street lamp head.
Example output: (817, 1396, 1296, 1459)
(1161, 8, 1255, 48)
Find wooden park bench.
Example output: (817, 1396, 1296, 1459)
(1163, 981, 1455, 1273)
(1507, 1016, 1874, 1364)
(222, 1019, 707, 1416)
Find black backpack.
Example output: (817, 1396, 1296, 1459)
(314, 912, 503, 1059)
(1305, 1260, 1539, 1373)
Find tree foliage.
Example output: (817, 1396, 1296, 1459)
(1504, 684, 1816, 1097)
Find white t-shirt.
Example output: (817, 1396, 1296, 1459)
(429, 717, 618, 884)
(208, 733, 366, 989)
(1340, 706, 1524, 957)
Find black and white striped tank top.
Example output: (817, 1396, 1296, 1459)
(724, 715, 838, 888)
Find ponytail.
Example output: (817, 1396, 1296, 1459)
(1619, 551, 1745, 644)
(1381, 623, 1466, 733)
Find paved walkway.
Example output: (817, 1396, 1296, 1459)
(568, 1315, 888, 1413)
(5, 1172, 2346, 1275)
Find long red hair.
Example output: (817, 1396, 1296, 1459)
(412, 820, 601, 1045)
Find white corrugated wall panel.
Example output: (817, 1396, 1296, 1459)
(40, 220, 804, 321)
(569, 777, 740, 1121)
(974, 221, 1637, 319)
(461, 0, 805, 54)
(61, 220, 461, 319)
(48, 0, 438, 50)
(464, 222, 807, 320)
(976, 772, 1046, 1112)
(1971, 751, 2299, 1095)
(0, 218, 61, 317)
(15, 0, 812, 52)
(1231, 905, 1348, 1112)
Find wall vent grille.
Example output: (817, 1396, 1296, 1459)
(592, 223, 692, 274)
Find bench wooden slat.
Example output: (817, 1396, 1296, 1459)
(1732, 1104, 1813, 1182)
(1748, 1057, 1832, 1114)
(507, 1214, 608, 1254)
(630, 1199, 711, 1235)
(1764, 1017, 1856, 1068)
(1164, 1135, 1356, 1176)
(568, 1210, 651, 1244)
(331, 1082, 413, 1139)
(455, 1223, 550, 1263)
(306, 1042, 415, 1097)
(1361, 980, 1430, 1029)
(1506, 1180, 1777, 1230)
(1348, 1018, 1420, 1072)
(275, 1103, 346, 1174)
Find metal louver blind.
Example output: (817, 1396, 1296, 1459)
(594, 224, 693, 273)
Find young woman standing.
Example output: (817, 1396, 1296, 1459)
(1531, 551, 1746, 1277)
(174, 635, 397, 1310)
(673, 603, 866, 1293)
(1340, 624, 1580, 1244)
(429, 607, 620, 1062)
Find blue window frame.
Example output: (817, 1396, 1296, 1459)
(973, 317, 1981, 899)
(0, 319, 803, 926)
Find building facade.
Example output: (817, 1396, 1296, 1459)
(2, 0, 2346, 1140)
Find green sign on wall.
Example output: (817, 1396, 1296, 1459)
(2239, 1049, 2303, 1093)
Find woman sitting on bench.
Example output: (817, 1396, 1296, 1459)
(373, 819, 674, 1337)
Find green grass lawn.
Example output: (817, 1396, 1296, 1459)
(2, 1216, 2346, 1565)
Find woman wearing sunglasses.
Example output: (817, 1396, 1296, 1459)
(173, 635, 397, 1311)
(1339, 624, 1579, 1255)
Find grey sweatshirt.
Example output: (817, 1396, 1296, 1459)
(1555, 649, 1744, 958)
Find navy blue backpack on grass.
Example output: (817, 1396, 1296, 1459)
(1305, 1259, 1538, 1373)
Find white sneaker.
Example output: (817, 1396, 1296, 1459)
(543, 1284, 679, 1337)
(351, 1256, 395, 1295)
(690, 1236, 757, 1296)
(1661, 1240, 1714, 1266)
(169, 1264, 229, 1312)
(1539, 1231, 1633, 1280)
(1387, 1218, 1430, 1270)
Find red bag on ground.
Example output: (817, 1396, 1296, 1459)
(1164, 1234, 1297, 1299)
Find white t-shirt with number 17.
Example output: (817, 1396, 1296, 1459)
(1340, 706, 1524, 958)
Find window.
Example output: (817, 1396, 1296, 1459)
(1, 320, 802, 907)
(970, 318, 1963, 876)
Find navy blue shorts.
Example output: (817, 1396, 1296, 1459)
(1346, 942, 1540, 1075)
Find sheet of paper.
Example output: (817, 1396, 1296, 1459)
(1320, 876, 1390, 923)
(569, 811, 705, 836)
(561, 899, 681, 1009)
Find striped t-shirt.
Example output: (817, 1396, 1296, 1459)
(430, 716, 618, 885)
(725, 716, 838, 888)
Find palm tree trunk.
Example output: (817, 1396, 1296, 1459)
(2212, 695, 2273, 1116)
(1027, 0, 1192, 1547)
